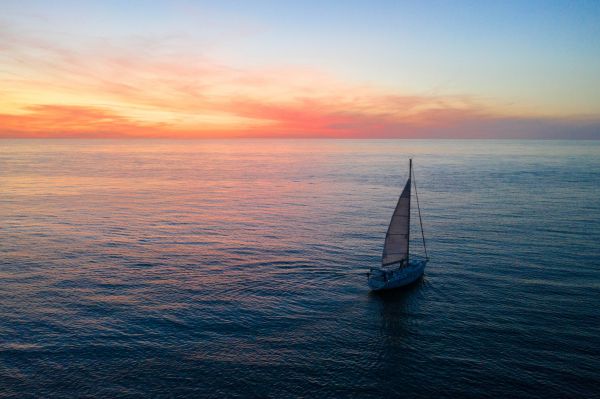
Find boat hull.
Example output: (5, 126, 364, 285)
(368, 259, 427, 291)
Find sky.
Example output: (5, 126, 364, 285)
(1, 0, 599, 138)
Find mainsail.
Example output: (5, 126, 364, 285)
(382, 174, 411, 266)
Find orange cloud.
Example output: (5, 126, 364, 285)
(0, 105, 157, 138)
(1, 100, 598, 139)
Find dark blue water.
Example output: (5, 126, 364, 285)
(1, 140, 599, 398)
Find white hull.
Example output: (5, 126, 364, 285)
(368, 259, 427, 291)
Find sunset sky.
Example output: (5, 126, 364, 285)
(1, 0, 599, 138)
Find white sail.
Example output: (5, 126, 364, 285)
(382, 177, 411, 266)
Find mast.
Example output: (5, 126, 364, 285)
(407, 158, 411, 263)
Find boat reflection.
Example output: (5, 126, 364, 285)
(363, 276, 427, 394)
(369, 275, 425, 340)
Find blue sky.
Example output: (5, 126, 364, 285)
(1, 0, 599, 137)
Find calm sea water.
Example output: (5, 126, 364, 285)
(1, 139, 599, 398)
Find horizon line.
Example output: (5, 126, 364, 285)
(2, 137, 599, 141)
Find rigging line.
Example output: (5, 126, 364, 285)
(412, 165, 429, 260)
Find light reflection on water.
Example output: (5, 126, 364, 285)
(1, 139, 599, 397)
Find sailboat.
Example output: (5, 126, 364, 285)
(368, 159, 429, 291)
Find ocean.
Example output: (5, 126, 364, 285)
(1, 139, 599, 398)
